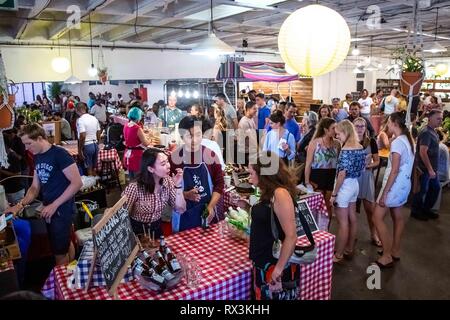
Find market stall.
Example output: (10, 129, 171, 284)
(41, 193, 333, 300)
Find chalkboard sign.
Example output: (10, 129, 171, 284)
(295, 200, 319, 237)
(89, 196, 138, 297)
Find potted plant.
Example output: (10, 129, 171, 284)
(389, 47, 425, 96)
(97, 67, 108, 84)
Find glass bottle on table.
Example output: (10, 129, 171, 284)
(159, 236, 167, 256)
(151, 253, 175, 281)
(164, 247, 181, 273)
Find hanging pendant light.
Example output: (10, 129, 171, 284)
(363, 36, 379, 71)
(65, 30, 82, 84)
(424, 8, 447, 53)
(191, 0, 235, 56)
(351, 20, 360, 56)
(87, 14, 97, 77)
(51, 38, 70, 74)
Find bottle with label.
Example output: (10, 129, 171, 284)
(135, 264, 166, 287)
(164, 247, 181, 273)
(201, 204, 210, 229)
(159, 236, 167, 256)
(151, 253, 175, 281)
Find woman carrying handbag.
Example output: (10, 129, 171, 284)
(248, 151, 304, 300)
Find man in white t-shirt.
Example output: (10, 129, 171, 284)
(90, 99, 107, 126)
(381, 89, 399, 116)
(358, 89, 373, 118)
(76, 103, 101, 176)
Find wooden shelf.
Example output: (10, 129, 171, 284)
(423, 79, 450, 83)
(421, 89, 450, 93)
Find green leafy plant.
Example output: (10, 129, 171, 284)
(47, 82, 62, 100)
(388, 47, 424, 74)
(97, 67, 108, 77)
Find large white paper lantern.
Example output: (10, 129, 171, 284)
(278, 4, 351, 77)
(51, 57, 70, 74)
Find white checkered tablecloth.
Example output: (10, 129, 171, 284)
(41, 225, 334, 300)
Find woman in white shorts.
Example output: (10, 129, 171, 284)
(330, 120, 366, 263)
(372, 111, 415, 269)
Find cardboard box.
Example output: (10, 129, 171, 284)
(0, 222, 21, 260)
(42, 120, 62, 145)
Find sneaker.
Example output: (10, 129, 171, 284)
(424, 210, 439, 220)
(411, 211, 429, 221)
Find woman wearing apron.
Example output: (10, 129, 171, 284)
(372, 112, 415, 268)
(123, 107, 151, 179)
(170, 116, 225, 232)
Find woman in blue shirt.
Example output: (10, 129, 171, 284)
(263, 110, 296, 165)
(331, 120, 366, 264)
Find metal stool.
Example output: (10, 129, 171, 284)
(99, 159, 122, 193)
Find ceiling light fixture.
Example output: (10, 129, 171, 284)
(51, 38, 70, 74)
(363, 36, 378, 72)
(191, 0, 235, 56)
(87, 13, 97, 77)
(351, 18, 360, 56)
(64, 30, 82, 84)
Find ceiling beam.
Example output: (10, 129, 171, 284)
(80, 0, 168, 41)
(48, 0, 116, 40)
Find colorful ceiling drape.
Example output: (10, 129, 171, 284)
(216, 61, 299, 82)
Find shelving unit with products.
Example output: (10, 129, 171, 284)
(421, 79, 450, 102)
(376, 79, 400, 95)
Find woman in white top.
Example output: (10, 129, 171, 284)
(358, 89, 373, 118)
(372, 111, 415, 268)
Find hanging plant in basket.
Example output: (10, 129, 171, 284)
(390, 47, 425, 96)
(97, 67, 108, 84)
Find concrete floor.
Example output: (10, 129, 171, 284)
(330, 183, 450, 300)
(105, 177, 450, 300)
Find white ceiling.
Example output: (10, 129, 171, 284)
(0, 0, 450, 58)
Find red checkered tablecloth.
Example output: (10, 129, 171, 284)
(111, 115, 129, 126)
(41, 225, 334, 300)
(59, 142, 122, 172)
(96, 148, 123, 172)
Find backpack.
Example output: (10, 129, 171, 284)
(104, 123, 125, 151)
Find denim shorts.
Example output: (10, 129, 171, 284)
(46, 201, 75, 255)
(83, 143, 99, 169)
(336, 178, 359, 208)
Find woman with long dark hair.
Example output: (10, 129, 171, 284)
(318, 104, 332, 120)
(304, 117, 340, 220)
(372, 111, 415, 268)
(122, 148, 186, 236)
(353, 117, 381, 247)
(248, 151, 299, 300)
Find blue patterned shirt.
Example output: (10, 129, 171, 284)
(336, 149, 366, 179)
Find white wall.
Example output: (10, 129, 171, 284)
(313, 57, 395, 103)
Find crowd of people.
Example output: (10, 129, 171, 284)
(2, 85, 449, 300)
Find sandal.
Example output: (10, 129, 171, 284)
(343, 250, 354, 260)
(371, 238, 383, 248)
(371, 260, 394, 269)
(333, 254, 344, 264)
(377, 250, 400, 261)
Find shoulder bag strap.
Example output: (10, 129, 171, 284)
(270, 196, 316, 250)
